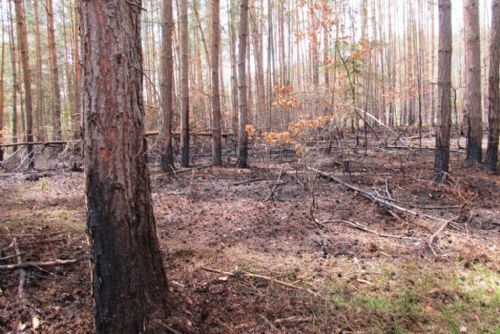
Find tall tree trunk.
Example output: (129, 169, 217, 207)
(180, 0, 190, 167)
(211, 0, 223, 166)
(8, 1, 18, 152)
(160, 0, 175, 172)
(0, 15, 4, 162)
(229, 0, 239, 134)
(434, 0, 452, 183)
(71, 0, 81, 139)
(464, 0, 482, 163)
(81, 2, 169, 332)
(237, 0, 249, 168)
(33, 0, 46, 142)
(485, 0, 500, 171)
(15, 0, 34, 169)
(46, 0, 62, 140)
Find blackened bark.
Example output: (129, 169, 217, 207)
(486, 0, 500, 171)
(211, 0, 223, 166)
(81, 2, 169, 332)
(14, 0, 34, 169)
(237, 0, 249, 168)
(180, 0, 190, 168)
(434, 0, 452, 183)
(160, 0, 174, 172)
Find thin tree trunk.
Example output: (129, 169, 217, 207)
(33, 0, 46, 142)
(237, 0, 249, 168)
(464, 0, 482, 163)
(71, 0, 81, 139)
(485, 0, 500, 171)
(81, 2, 169, 332)
(15, 0, 34, 168)
(160, 0, 175, 172)
(434, 0, 452, 183)
(0, 13, 4, 162)
(211, 0, 222, 166)
(8, 1, 18, 152)
(46, 0, 62, 140)
(180, 0, 190, 167)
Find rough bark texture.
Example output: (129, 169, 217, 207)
(81, 2, 169, 332)
(160, 0, 174, 172)
(464, 0, 482, 163)
(46, 0, 62, 140)
(8, 1, 17, 151)
(180, 0, 190, 168)
(434, 0, 452, 183)
(237, 0, 249, 168)
(33, 0, 46, 142)
(211, 0, 223, 166)
(0, 20, 4, 162)
(486, 0, 500, 171)
(15, 0, 34, 169)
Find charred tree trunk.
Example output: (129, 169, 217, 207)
(180, 0, 190, 168)
(81, 1, 169, 332)
(434, 0, 452, 183)
(485, 0, 500, 171)
(464, 0, 482, 163)
(237, 0, 249, 168)
(160, 0, 175, 172)
(211, 0, 223, 166)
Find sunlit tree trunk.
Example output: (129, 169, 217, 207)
(464, 0, 482, 163)
(15, 0, 34, 168)
(33, 0, 46, 142)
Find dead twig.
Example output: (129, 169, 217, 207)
(201, 267, 323, 299)
(265, 168, 285, 203)
(13, 238, 27, 301)
(233, 178, 267, 186)
(428, 220, 450, 256)
(0, 258, 79, 271)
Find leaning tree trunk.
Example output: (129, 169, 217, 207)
(211, 0, 223, 166)
(485, 0, 500, 171)
(180, 0, 190, 168)
(434, 0, 452, 183)
(81, 2, 169, 332)
(237, 0, 249, 168)
(464, 0, 482, 163)
(14, 0, 34, 169)
(160, 0, 175, 172)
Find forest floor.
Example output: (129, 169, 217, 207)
(0, 136, 499, 333)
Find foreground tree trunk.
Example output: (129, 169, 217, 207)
(160, 0, 174, 172)
(180, 0, 190, 168)
(464, 0, 482, 163)
(81, 2, 169, 332)
(14, 0, 34, 169)
(486, 0, 500, 171)
(434, 0, 452, 183)
(46, 0, 62, 140)
(237, 0, 249, 168)
(211, 0, 223, 166)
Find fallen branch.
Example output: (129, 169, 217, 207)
(201, 267, 323, 299)
(13, 238, 27, 301)
(309, 167, 460, 227)
(0, 258, 79, 271)
(233, 178, 267, 186)
(327, 220, 421, 242)
(274, 316, 313, 325)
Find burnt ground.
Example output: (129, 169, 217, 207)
(0, 138, 499, 333)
